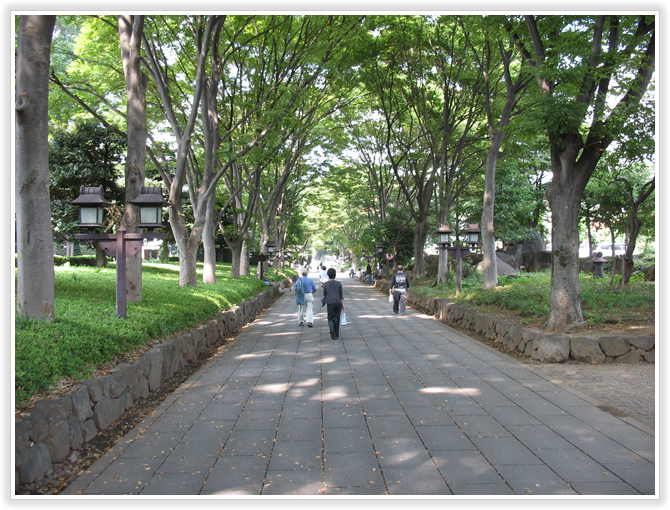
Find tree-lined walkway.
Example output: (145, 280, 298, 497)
(63, 272, 655, 496)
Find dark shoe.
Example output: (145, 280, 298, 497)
(299, 322, 304, 326)
(307, 323, 313, 327)
(330, 330, 335, 339)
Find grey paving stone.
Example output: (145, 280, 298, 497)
(196, 401, 244, 421)
(374, 437, 433, 468)
(453, 414, 512, 438)
(326, 485, 388, 495)
(80, 457, 165, 495)
(268, 440, 322, 471)
(181, 419, 234, 444)
(485, 404, 543, 426)
(448, 482, 515, 495)
(119, 432, 182, 459)
(414, 425, 474, 451)
(602, 460, 656, 495)
(276, 416, 323, 441)
(204, 455, 268, 492)
(569, 481, 643, 495)
(140, 471, 209, 495)
(383, 466, 452, 495)
(495, 463, 577, 495)
(323, 451, 383, 488)
(234, 409, 281, 431)
(324, 427, 373, 454)
(533, 448, 619, 483)
(323, 406, 366, 428)
(221, 429, 274, 456)
(432, 450, 505, 485)
(366, 414, 417, 438)
(404, 406, 455, 426)
(263, 469, 324, 495)
(469, 436, 545, 466)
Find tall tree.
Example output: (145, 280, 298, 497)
(15, 15, 57, 321)
(118, 14, 149, 300)
(464, 16, 532, 289)
(514, 15, 655, 331)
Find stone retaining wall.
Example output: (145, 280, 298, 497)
(375, 280, 654, 365)
(15, 278, 295, 488)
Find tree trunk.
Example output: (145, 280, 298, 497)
(118, 15, 148, 302)
(15, 15, 56, 321)
(240, 239, 250, 276)
(169, 209, 200, 286)
(226, 236, 244, 279)
(202, 196, 217, 284)
(544, 156, 586, 332)
(412, 216, 429, 279)
(481, 147, 499, 289)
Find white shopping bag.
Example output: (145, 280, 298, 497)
(341, 311, 347, 326)
(388, 292, 394, 304)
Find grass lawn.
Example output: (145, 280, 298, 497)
(14, 261, 296, 408)
(411, 270, 655, 331)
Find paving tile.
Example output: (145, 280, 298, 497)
(602, 460, 656, 495)
(323, 451, 383, 487)
(221, 430, 274, 456)
(452, 414, 512, 438)
(323, 406, 366, 428)
(140, 471, 209, 495)
(494, 463, 577, 495)
(263, 469, 324, 495)
(405, 406, 455, 426)
(383, 465, 452, 495)
(448, 482, 515, 495)
(469, 436, 545, 466)
(181, 419, 235, 443)
(432, 450, 505, 485)
(204, 455, 268, 492)
(268, 440, 322, 471)
(234, 409, 281, 431)
(569, 481, 644, 495)
(366, 414, 417, 438)
(374, 437, 433, 468)
(119, 431, 182, 458)
(324, 427, 373, 454)
(414, 425, 474, 451)
(276, 416, 323, 441)
(80, 457, 165, 495)
(532, 448, 619, 483)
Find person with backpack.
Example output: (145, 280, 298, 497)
(294, 267, 317, 327)
(390, 264, 410, 315)
(321, 267, 345, 340)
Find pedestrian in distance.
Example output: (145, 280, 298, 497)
(294, 267, 317, 327)
(390, 264, 410, 315)
(320, 265, 328, 288)
(321, 267, 345, 340)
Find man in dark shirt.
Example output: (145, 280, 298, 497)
(390, 264, 410, 315)
(321, 268, 345, 339)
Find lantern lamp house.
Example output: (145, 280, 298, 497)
(72, 185, 168, 319)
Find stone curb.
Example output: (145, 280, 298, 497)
(15, 276, 296, 488)
(374, 280, 654, 365)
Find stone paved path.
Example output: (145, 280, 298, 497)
(63, 271, 656, 496)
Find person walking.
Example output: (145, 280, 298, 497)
(321, 267, 345, 340)
(390, 264, 410, 315)
(294, 267, 317, 327)
(320, 265, 329, 287)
